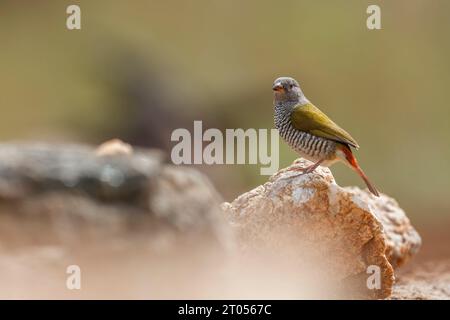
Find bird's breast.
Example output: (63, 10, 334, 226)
(275, 109, 337, 161)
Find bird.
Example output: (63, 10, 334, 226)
(272, 76, 379, 196)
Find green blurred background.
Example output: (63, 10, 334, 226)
(1, 1, 449, 257)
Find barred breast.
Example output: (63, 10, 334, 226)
(274, 104, 337, 163)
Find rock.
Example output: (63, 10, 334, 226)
(96, 139, 134, 156)
(0, 142, 233, 298)
(390, 260, 450, 300)
(0, 143, 424, 299)
(223, 158, 421, 299)
(343, 186, 421, 269)
(0, 142, 228, 244)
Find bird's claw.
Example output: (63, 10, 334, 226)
(292, 166, 315, 174)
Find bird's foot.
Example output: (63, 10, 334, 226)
(276, 160, 325, 181)
(297, 166, 317, 174)
(288, 165, 315, 176)
(294, 159, 324, 174)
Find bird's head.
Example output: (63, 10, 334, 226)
(272, 77, 307, 105)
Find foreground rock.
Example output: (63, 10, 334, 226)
(0, 142, 230, 298)
(0, 142, 227, 245)
(223, 159, 421, 299)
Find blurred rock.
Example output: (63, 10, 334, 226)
(0, 142, 229, 248)
(96, 138, 133, 156)
(390, 260, 450, 300)
(0, 142, 234, 298)
(222, 158, 421, 299)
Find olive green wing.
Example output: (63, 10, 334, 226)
(290, 103, 360, 149)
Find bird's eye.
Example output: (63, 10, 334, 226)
(289, 84, 294, 89)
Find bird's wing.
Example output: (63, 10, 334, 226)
(290, 102, 360, 149)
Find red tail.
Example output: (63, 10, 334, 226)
(340, 146, 380, 197)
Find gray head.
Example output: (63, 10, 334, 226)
(272, 77, 308, 105)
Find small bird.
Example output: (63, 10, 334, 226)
(273, 77, 379, 196)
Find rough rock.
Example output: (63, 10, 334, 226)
(223, 158, 421, 299)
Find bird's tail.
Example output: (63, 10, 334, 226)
(338, 145, 380, 197)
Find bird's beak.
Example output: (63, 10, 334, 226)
(272, 83, 284, 92)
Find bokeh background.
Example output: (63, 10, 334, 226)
(1, 1, 449, 260)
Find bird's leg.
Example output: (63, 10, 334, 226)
(291, 159, 324, 175)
